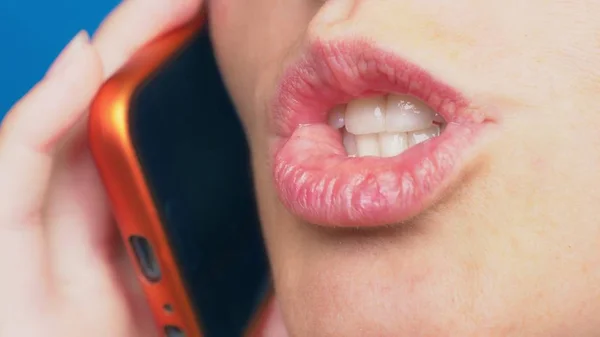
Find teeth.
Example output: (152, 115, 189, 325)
(344, 96, 386, 135)
(355, 134, 380, 157)
(433, 112, 445, 124)
(386, 94, 436, 132)
(408, 125, 441, 146)
(328, 105, 346, 129)
(327, 94, 446, 158)
(343, 130, 358, 157)
(378, 132, 409, 158)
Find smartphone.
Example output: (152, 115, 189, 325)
(88, 15, 272, 337)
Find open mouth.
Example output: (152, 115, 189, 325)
(328, 94, 447, 158)
(270, 40, 496, 227)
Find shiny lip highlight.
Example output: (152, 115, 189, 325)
(271, 39, 494, 227)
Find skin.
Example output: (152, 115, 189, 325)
(1, 0, 599, 336)
(209, 0, 600, 336)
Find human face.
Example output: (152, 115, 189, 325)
(208, 1, 600, 336)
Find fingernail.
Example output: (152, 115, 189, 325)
(46, 30, 90, 78)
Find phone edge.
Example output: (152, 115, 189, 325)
(88, 15, 206, 337)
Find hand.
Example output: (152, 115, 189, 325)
(0, 0, 202, 335)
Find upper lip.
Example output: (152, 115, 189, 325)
(270, 39, 496, 227)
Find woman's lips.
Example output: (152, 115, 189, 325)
(271, 40, 494, 227)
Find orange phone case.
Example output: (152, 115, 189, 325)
(88, 15, 273, 337)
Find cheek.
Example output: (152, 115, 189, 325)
(208, 2, 257, 128)
(207, 0, 231, 24)
(207, 1, 240, 62)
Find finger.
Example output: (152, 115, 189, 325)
(45, 135, 116, 295)
(43, 123, 150, 333)
(0, 32, 103, 310)
(0, 31, 103, 157)
(93, 0, 203, 76)
(45, 0, 200, 291)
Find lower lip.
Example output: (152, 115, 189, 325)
(271, 41, 494, 227)
(273, 122, 488, 227)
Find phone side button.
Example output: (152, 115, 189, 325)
(128, 235, 162, 283)
(164, 325, 186, 337)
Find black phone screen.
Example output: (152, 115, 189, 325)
(128, 27, 270, 336)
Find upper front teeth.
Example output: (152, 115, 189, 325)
(385, 94, 437, 133)
(344, 96, 386, 134)
(329, 94, 444, 157)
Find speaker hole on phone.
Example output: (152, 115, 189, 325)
(163, 304, 174, 314)
(128, 235, 161, 282)
(164, 325, 185, 337)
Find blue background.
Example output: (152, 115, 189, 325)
(0, 0, 120, 119)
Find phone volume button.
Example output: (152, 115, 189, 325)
(128, 235, 162, 282)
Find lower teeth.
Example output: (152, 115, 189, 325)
(343, 124, 442, 158)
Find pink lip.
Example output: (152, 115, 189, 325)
(271, 40, 495, 227)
